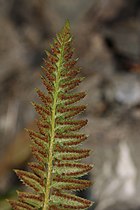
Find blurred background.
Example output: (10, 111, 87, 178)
(0, 0, 140, 209)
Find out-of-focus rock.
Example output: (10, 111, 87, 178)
(104, 19, 140, 61)
(0, 121, 37, 193)
(0, 18, 27, 82)
(77, 33, 115, 77)
(47, 0, 94, 30)
(86, 0, 126, 24)
(88, 114, 140, 210)
(79, 75, 140, 209)
(113, 74, 140, 106)
(103, 202, 140, 210)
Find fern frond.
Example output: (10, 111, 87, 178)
(9, 20, 93, 210)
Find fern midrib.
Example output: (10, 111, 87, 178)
(43, 41, 64, 210)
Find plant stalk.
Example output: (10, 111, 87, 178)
(42, 41, 64, 210)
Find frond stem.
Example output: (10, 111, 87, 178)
(43, 41, 64, 210)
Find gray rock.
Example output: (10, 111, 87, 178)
(114, 74, 140, 106)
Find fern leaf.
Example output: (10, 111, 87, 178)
(15, 170, 44, 193)
(50, 192, 92, 209)
(17, 191, 43, 209)
(9, 20, 93, 210)
(52, 177, 91, 191)
(8, 200, 36, 210)
(53, 162, 93, 177)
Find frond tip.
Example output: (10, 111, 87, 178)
(8, 20, 93, 210)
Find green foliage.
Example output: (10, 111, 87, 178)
(8, 20, 93, 210)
